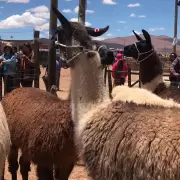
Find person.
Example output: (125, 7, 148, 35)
(169, 52, 177, 63)
(20, 43, 35, 87)
(112, 53, 128, 86)
(0, 42, 18, 93)
(169, 53, 180, 87)
(43, 57, 62, 91)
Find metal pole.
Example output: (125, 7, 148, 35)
(48, 0, 58, 91)
(78, 0, 86, 25)
(173, 0, 178, 53)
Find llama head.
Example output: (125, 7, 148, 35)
(123, 29, 154, 63)
(51, 6, 109, 67)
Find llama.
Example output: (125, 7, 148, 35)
(124, 29, 180, 101)
(52, 6, 180, 180)
(0, 103, 11, 180)
(2, 87, 76, 180)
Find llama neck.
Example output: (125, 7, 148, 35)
(70, 52, 109, 123)
(140, 53, 164, 92)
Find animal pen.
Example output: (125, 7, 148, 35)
(105, 57, 172, 94)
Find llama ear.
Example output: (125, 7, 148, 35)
(51, 5, 72, 38)
(132, 30, 143, 41)
(86, 51, 96, 58)
(86, 26, 109, 37)
(142, 29, 151, 44)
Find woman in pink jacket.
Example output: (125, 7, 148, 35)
(112, 53, 128, 86)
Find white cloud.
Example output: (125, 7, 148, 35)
(74, 6, 94, 14)
(117, 20, 126, 24)
(138, 15, 146, 18)
(74, 6, 79, 13)
(0, 5, 50, 30)
(103, 0, 117, 5)
(26, 5, 49, 13)
(36, 22, 49, 31)
(70, 18, 91, 26)
(26, 5, 49, 19)
(127, 3, 140, 7)
(62, 9, 72, 13)
(116, 29, 121, 31)
(65, 0, 72, 1)
(7, 0, 30, 3)
(0, 12, 46, 29)
(131, 30, 140, 35)
(86, 9, 94, 13)
(130, 13, 136, 17)
(0, 6, 4, 8)
(106, 33, 112, 36)
(149, 28, 165, 31)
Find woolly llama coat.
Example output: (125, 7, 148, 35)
(51, 7, 180, 180)
(0, 103, 11, 179)
(2, 87, 77, 180)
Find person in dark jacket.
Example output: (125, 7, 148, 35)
(169, 53, 180, 87)
(20, 43, 35, 87)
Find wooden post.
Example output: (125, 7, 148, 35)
(48, 0, 58, 91)
(173, 0, 179, 53)
(104, 65, 107, 86)
(127, 67, 131, 87)
(139, 69, 141, 88)
(33, 30, 40, 88)
(0, 68, 2, 100)
(108, 70, 112, 95)
(78, 0, 86, 24)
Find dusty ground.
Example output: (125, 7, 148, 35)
(3, 67, 140, 180)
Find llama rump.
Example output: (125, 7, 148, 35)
(124, 29, 180, 102)
(2, 87, 77, 180)
(52, 6, 180, 180)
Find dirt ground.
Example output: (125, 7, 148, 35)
(4, 67, 139, 180)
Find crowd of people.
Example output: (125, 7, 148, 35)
(0, 41, 179, 94)
(0, 42, 62, 94)
(111, 50, 180, 88)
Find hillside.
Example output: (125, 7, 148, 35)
(102, 34, 179, 53)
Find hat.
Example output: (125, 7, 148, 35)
(3, 42, 13, 52)
(115, 53, 123, 61)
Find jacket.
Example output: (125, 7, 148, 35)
(0, 53, 17, 76)
(112, 59, 128, 79)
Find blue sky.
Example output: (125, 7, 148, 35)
(0, 0, 178, 40)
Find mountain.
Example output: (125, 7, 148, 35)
(102, 34, 179, 53)
(38, 35, 179, 53)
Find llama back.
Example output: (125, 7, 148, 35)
(157, 87, 180, 103)
(81, 100, 180, 180)
(2, 88, 75, 163)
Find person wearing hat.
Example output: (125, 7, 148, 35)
(169, 52, 180, 87)
(112, 53, 128, 86)
(0, 42, 18, 93)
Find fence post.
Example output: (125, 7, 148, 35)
(128, 67, 131, 87)
(0, 69, 2, 100)
(48, 0, 58, 92)
(33, 30, 40, 88)
(139, 68, 141, 88)
(108, 70, 113, 95)
(104, 65, 107, 86)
